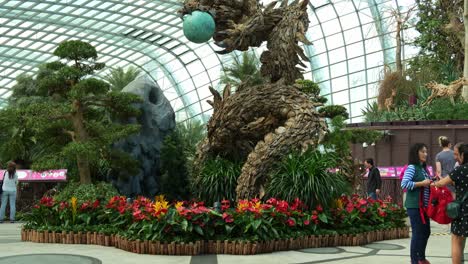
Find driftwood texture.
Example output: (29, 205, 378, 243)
(180, 0, 326, 199)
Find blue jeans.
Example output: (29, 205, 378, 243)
(368, 192, 377, 200)
(0, 191, 16, 221)
(407, 208, 430, 264)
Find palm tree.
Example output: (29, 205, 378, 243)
(103, 66, 142, 91)
(220, 51, 264, 91)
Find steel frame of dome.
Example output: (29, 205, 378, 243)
(0, 0, 418, 123)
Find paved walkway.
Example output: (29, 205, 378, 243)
(0, 223, 464, 263)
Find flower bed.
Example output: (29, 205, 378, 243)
(22, 195, 409, 255)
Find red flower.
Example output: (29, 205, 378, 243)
(118, 205, 127, 214)
(92, 200, 100, 209)
(266, 198, 278, 206)
(311, 214, 318, 220)
(303, 219, 310, 226)
(359, 199, 368, 206)
(132, 209, 147, 221)
(80, 202, 90, 211)
(59, 201, 69, 211)
(286, 218, 296, 227)
(40, 196, 54, 207)
(276, 201, 289, 213)
(222, 212, 234, 223)
(221, 199, 230, 211)
(378, 208, 387, 217)
(316, 205, 323, 212)
(359, 207, 367, 213)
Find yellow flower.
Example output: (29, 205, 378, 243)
(153, 200, 169, 213)
(335, 199, 343, 209)
(254, 201, 261, 210)
(71, 197, 77, 212)
(175, 201, 184, 210)
(236, 200, 249, 212)
(155, 195, 166, 203)
(70, 197, 78, 224)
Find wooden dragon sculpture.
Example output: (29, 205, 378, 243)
(179, 0, 328, 200)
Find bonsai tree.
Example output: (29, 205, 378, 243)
(21, 40, 141, 184)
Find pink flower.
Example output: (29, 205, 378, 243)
(303, 219, 310, 226)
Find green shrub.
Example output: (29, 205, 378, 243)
(160, 131, 190, 201)
(295, 79, 321, 96)
(266, 149, 350, 209)
(54, 181, 119, 203)
(319, 105, 349, 119)
(194, 157, 242, 205)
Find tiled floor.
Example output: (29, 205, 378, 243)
(0, 223, 463, 263)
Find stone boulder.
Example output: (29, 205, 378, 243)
(109, 75, 175, 197)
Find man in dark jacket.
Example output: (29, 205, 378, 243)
(364, 158, 382, 200)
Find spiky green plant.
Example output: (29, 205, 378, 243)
(103, 66, 142, 91)
(220, 51, 264, 90)
(266, 149, 350, 209)
(194, 157, 242, 205)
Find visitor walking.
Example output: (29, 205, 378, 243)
(364, 158, 381, 200)
(401, 143, 432, 264)
(0, 162, 19, 223)
(435, 136, 456, 192)
(434, 144, 468, 264)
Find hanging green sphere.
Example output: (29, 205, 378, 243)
(183, 11, 215, 44)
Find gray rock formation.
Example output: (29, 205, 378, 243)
(109, 75, 175, 197)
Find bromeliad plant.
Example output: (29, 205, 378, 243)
(23, 194, 406, 243)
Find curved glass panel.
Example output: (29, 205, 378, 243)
(0, 0, 418, 123)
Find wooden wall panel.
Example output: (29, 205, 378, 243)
(351, 126, 468, 168)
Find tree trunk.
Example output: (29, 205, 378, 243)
(395, 21, 403, 75)
(194, 82, 327, 200)
(463, 0, 468, 101)
(71, 99, 92, 184)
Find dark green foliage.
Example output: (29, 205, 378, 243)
(176, 120, 206, 159)
(220, 51, 264, 89)
(160, 130, 190, 201)
(0, 40, 142, 183)
(266, 149, 350, 209)
(194, 157, 242, 205)
(54, 181, 119, 203)
(429, 99, 468, 120)
(54, 40, 98, 62)
(103, 66, 142, 91)
(349, 129, 383, 144)
(319, 105, 349, 119)
(322, 116, 352, 157)
(295, 79, 320, 96)
(412, 0, 463, 77)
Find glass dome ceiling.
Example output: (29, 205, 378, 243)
(0, 0, 418, 123)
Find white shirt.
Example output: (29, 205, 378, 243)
(2, 171, 18, 192)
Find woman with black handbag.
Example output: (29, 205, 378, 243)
(434, 143, 468, 264)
